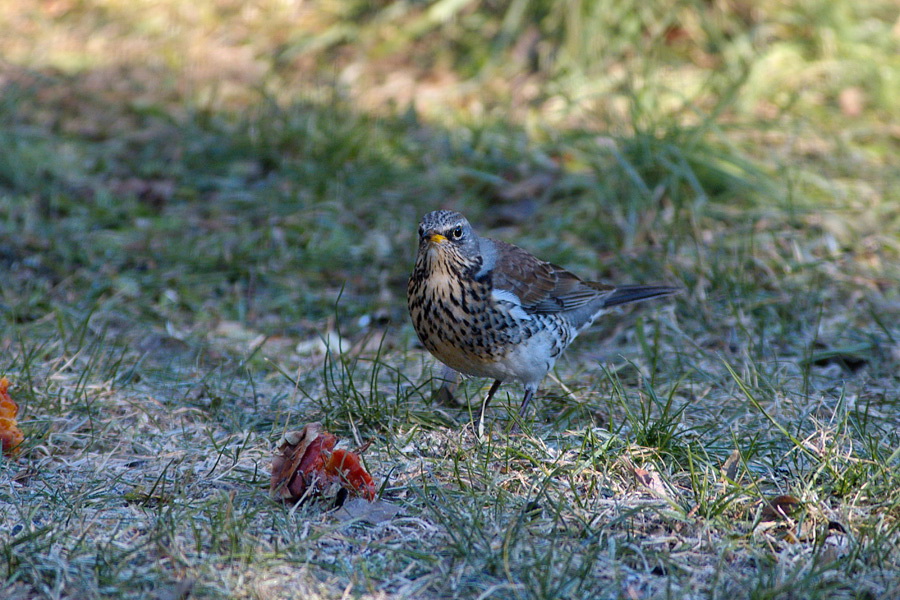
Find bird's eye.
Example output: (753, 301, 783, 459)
(450, 226, 463, 240)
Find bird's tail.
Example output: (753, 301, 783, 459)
(602, 285, 680, 308)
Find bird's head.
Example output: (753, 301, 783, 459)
(416, 210, 481, 266)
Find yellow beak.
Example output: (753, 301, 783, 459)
(427, 233, 448, 244)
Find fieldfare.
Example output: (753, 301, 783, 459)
(408, 209, 678, 436)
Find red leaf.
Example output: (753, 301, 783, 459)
(0, 377, 24, 456)
(325, 449, 376, 501)
(270, 423, 376, 504)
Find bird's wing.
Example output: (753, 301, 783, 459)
(488, 240, 614, 314)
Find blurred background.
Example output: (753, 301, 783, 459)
(1, 0, 898, 368)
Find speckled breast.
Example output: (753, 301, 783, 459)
(408, 261, 558, 377)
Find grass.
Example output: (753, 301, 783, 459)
(1, 0, 899, 598)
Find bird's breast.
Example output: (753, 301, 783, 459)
(408, 256, 568, 380)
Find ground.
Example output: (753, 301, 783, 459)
(1, 1, 899, 599)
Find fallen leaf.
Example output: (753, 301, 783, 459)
(271, 423, 334, 502)
(0, 377, 24, 456)
(721, 449, 741, 482)
(760, 495, 801, 521)
(271, 423, 376, 504)
(630, 463, 673, 500)
(325, 449, 376, 501)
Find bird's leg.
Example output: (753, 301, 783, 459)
(518, 385, 536, 416)
(476, 380, 502, 439)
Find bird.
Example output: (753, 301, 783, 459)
(407, 209, 679, 436)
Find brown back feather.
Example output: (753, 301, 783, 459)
(489, 240, 615, 314)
